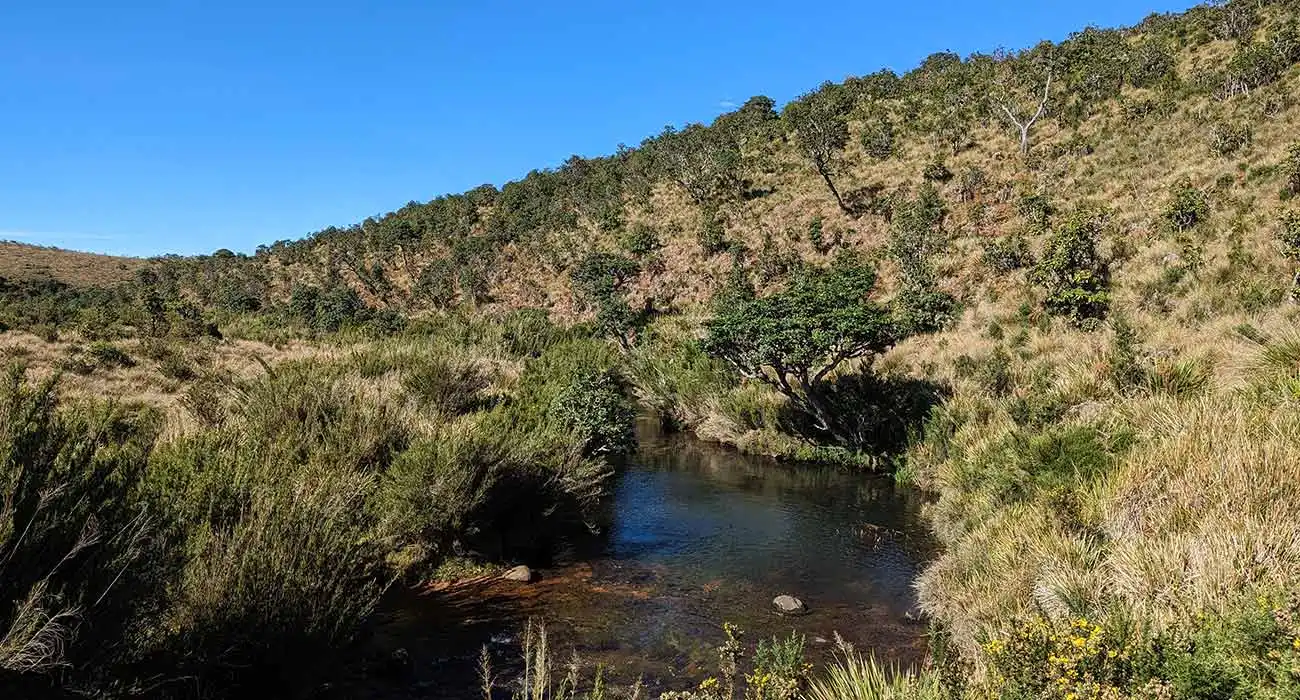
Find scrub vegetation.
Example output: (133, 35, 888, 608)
(6, 0, 1300, 697)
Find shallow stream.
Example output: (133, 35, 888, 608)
(349, 419, 932, 698)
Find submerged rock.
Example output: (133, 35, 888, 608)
(772, 595, 808, 615)
(502, 565, 534, 582)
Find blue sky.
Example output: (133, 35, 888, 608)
(1, 1, 1194, 257)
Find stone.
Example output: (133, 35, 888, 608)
(502, 565, 534, 583)
(772, 595, 808, 615)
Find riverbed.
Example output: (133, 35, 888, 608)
(345, 420, 932, 698)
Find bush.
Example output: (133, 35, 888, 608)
(550, 371, 636, 458)
(87, 341, 135, 369)
(620, 222, 663, 258)
(956, 166, 986, 202)
(1208, 121, 1252, 157)
(982, 236, 1033, 272)
(807, 215, 840, 253)
(401, 357, 490, 415)
(0, 367, 162, 679)
(500, 308, 566, 358)
(697, 212, 730, 256)
(1107, 313, 1146, 394)
(1032, 208, 1111, 326)
(1163, 178, 1210, 233)
(1278, 210, 1300, 261)
(860, 114, 895, 160)
(1285, 143, 1300, 197)
(922, 158, 953, 182)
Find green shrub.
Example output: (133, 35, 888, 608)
(1278, 209, 1300, 261)
(87, 341, 135, 369)
(550, 371, 636, 458)
(808, 215, 836, 253)
(982, 235, 1034, 272)
(401, 357, 490, 415)
(500, 308, 566, 358)
(747, 633, 809, 700)
(1108, 313, 1146, 394)
(956, 166, 986, 202)
(922, 158, 953, 182)
(1284, 143, 1300, 197)
(0, 367, 162, 677)
(1208, 121, 1252, 157)
(1032, 208, 1111, 326)
(156, 347, 198, 381)
(1017, 192, 1056, 231)
(620, 222, 663, 258)
(698, 212, 730, 256)
(860, 114, 895, 160)
(1163, 178, 1209, 233)
(890, 185, 957, 334)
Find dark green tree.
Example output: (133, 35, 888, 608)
(1032, 207, 1112, 326)
(570, 252, 643, 350)
(702, 255, 900, 445)
(783, 82, 857, 213)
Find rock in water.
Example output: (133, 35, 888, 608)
(502, 565, 534, 582)
(772, 595, 807, 615)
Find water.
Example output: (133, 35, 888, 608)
(346, 420, 932, 698)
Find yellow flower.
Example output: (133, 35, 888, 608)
(1073, 637, 1087, 648)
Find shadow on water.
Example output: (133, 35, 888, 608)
(338, 418, 934, 699)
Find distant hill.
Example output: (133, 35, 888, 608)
(0, 241, 142, 287)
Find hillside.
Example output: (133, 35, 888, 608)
(6, 1, 1300, 699)
(0, 240, 141, 287)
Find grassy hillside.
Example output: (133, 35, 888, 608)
(7, 1, 1300, 698)
(0, 241, 141, 287)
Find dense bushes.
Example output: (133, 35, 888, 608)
(0, 366, 161, 678)
(0, 322, 635, 696)
(1032, 208, 1111, 326)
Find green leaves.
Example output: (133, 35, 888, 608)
(570, 252, 644, 350)
(703, 257, 894, 387)
(1032, 207, 1112, 326)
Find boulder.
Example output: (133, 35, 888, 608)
(772, 595, 808, 615)
(502, 565, 534, 583)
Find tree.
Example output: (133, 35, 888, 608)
(570, 252, 643, 350)
(702, 256, 900, 446)
(783, 83, 857, 213)
(993, 53, 1053, 155)
(1032, 207, 1111, 326)
(652, 124, 742, 207)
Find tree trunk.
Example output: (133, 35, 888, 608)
(816, 163, 849, 214)
(797, 380, 852, 447)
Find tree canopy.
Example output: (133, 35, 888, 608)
(702, 256, 899, 444)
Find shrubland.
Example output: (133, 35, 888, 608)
(6, 0, 1300, 697)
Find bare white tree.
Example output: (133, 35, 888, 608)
(997, 73, 1052, 156)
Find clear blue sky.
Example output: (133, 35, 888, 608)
(1, 1, 1194, 257)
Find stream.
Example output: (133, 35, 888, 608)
(343, 418, 932, 699)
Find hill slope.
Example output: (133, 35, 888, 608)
(0, 241, 141, 287)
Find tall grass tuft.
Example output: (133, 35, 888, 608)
(805, 648, 944, 700)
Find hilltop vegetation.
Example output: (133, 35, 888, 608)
(6, 0, 1300, 698)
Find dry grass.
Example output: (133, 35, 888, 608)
(0, 241, 142, 287)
